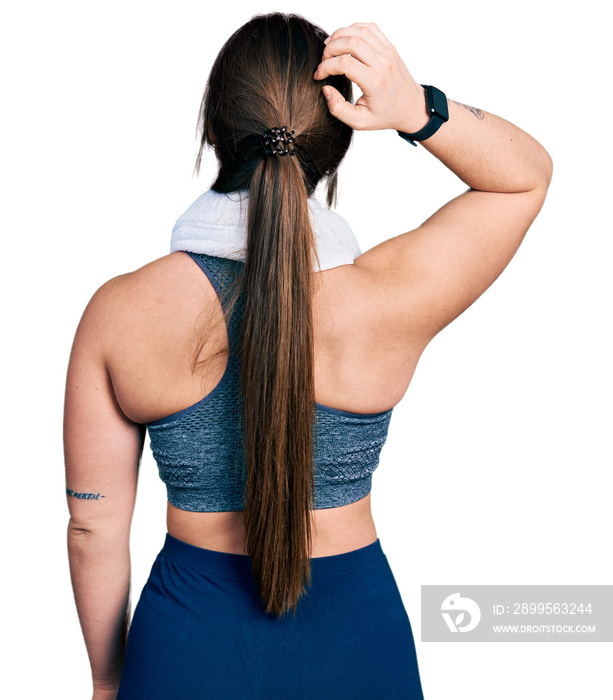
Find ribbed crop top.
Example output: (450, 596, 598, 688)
(146, 253, 393, 512)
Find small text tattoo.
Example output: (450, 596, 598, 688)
(66, 489, 106, 501)
(450, 99, 485, 120)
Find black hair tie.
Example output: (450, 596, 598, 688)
(262, 127, 297, 156)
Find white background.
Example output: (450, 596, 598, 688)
(2, 0, 611, 698)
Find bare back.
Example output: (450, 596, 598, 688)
(100, 250, 427, 557)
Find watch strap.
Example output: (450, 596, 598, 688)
(398, 85, 449, 146)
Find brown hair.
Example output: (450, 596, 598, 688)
(194, 13, 353, 618)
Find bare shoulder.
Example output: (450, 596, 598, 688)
(349, 242, 435, 348)
(353, 185, 550, 344)
(85, 252, 197, 312)
(74, 252, 207, 357)
(317, 260, 428, 357)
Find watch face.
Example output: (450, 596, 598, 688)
(428, 86, 449, 122)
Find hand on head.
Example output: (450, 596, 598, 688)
(314, 23, 426, 133)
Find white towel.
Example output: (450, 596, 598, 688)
(170, 189, 361, 271)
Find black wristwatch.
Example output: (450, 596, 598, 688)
(398, 85, 449, 146)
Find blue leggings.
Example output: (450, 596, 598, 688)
(117, 534, 424, 699)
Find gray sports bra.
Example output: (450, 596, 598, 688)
(146, 253, 393, 511)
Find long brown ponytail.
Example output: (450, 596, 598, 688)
(194, 13, 353, 618)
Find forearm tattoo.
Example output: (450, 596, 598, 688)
(66, 489, 106, 501)
(449, 98, 485, 120)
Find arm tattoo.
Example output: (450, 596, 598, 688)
(449, 99, 485, 120)
(66, 489, 106, 501)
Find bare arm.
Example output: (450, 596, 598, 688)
(315, 23, 553, 341)
(64, 278, 145, 699)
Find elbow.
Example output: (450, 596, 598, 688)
(526, 146, 553, 202)
(68, 517, 94, 537)
(67, 515, 131, 544)
(539, 144, 554, 191)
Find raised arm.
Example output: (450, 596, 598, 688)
(315, 23, 553, 342)
(64, 278, 145, 700)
